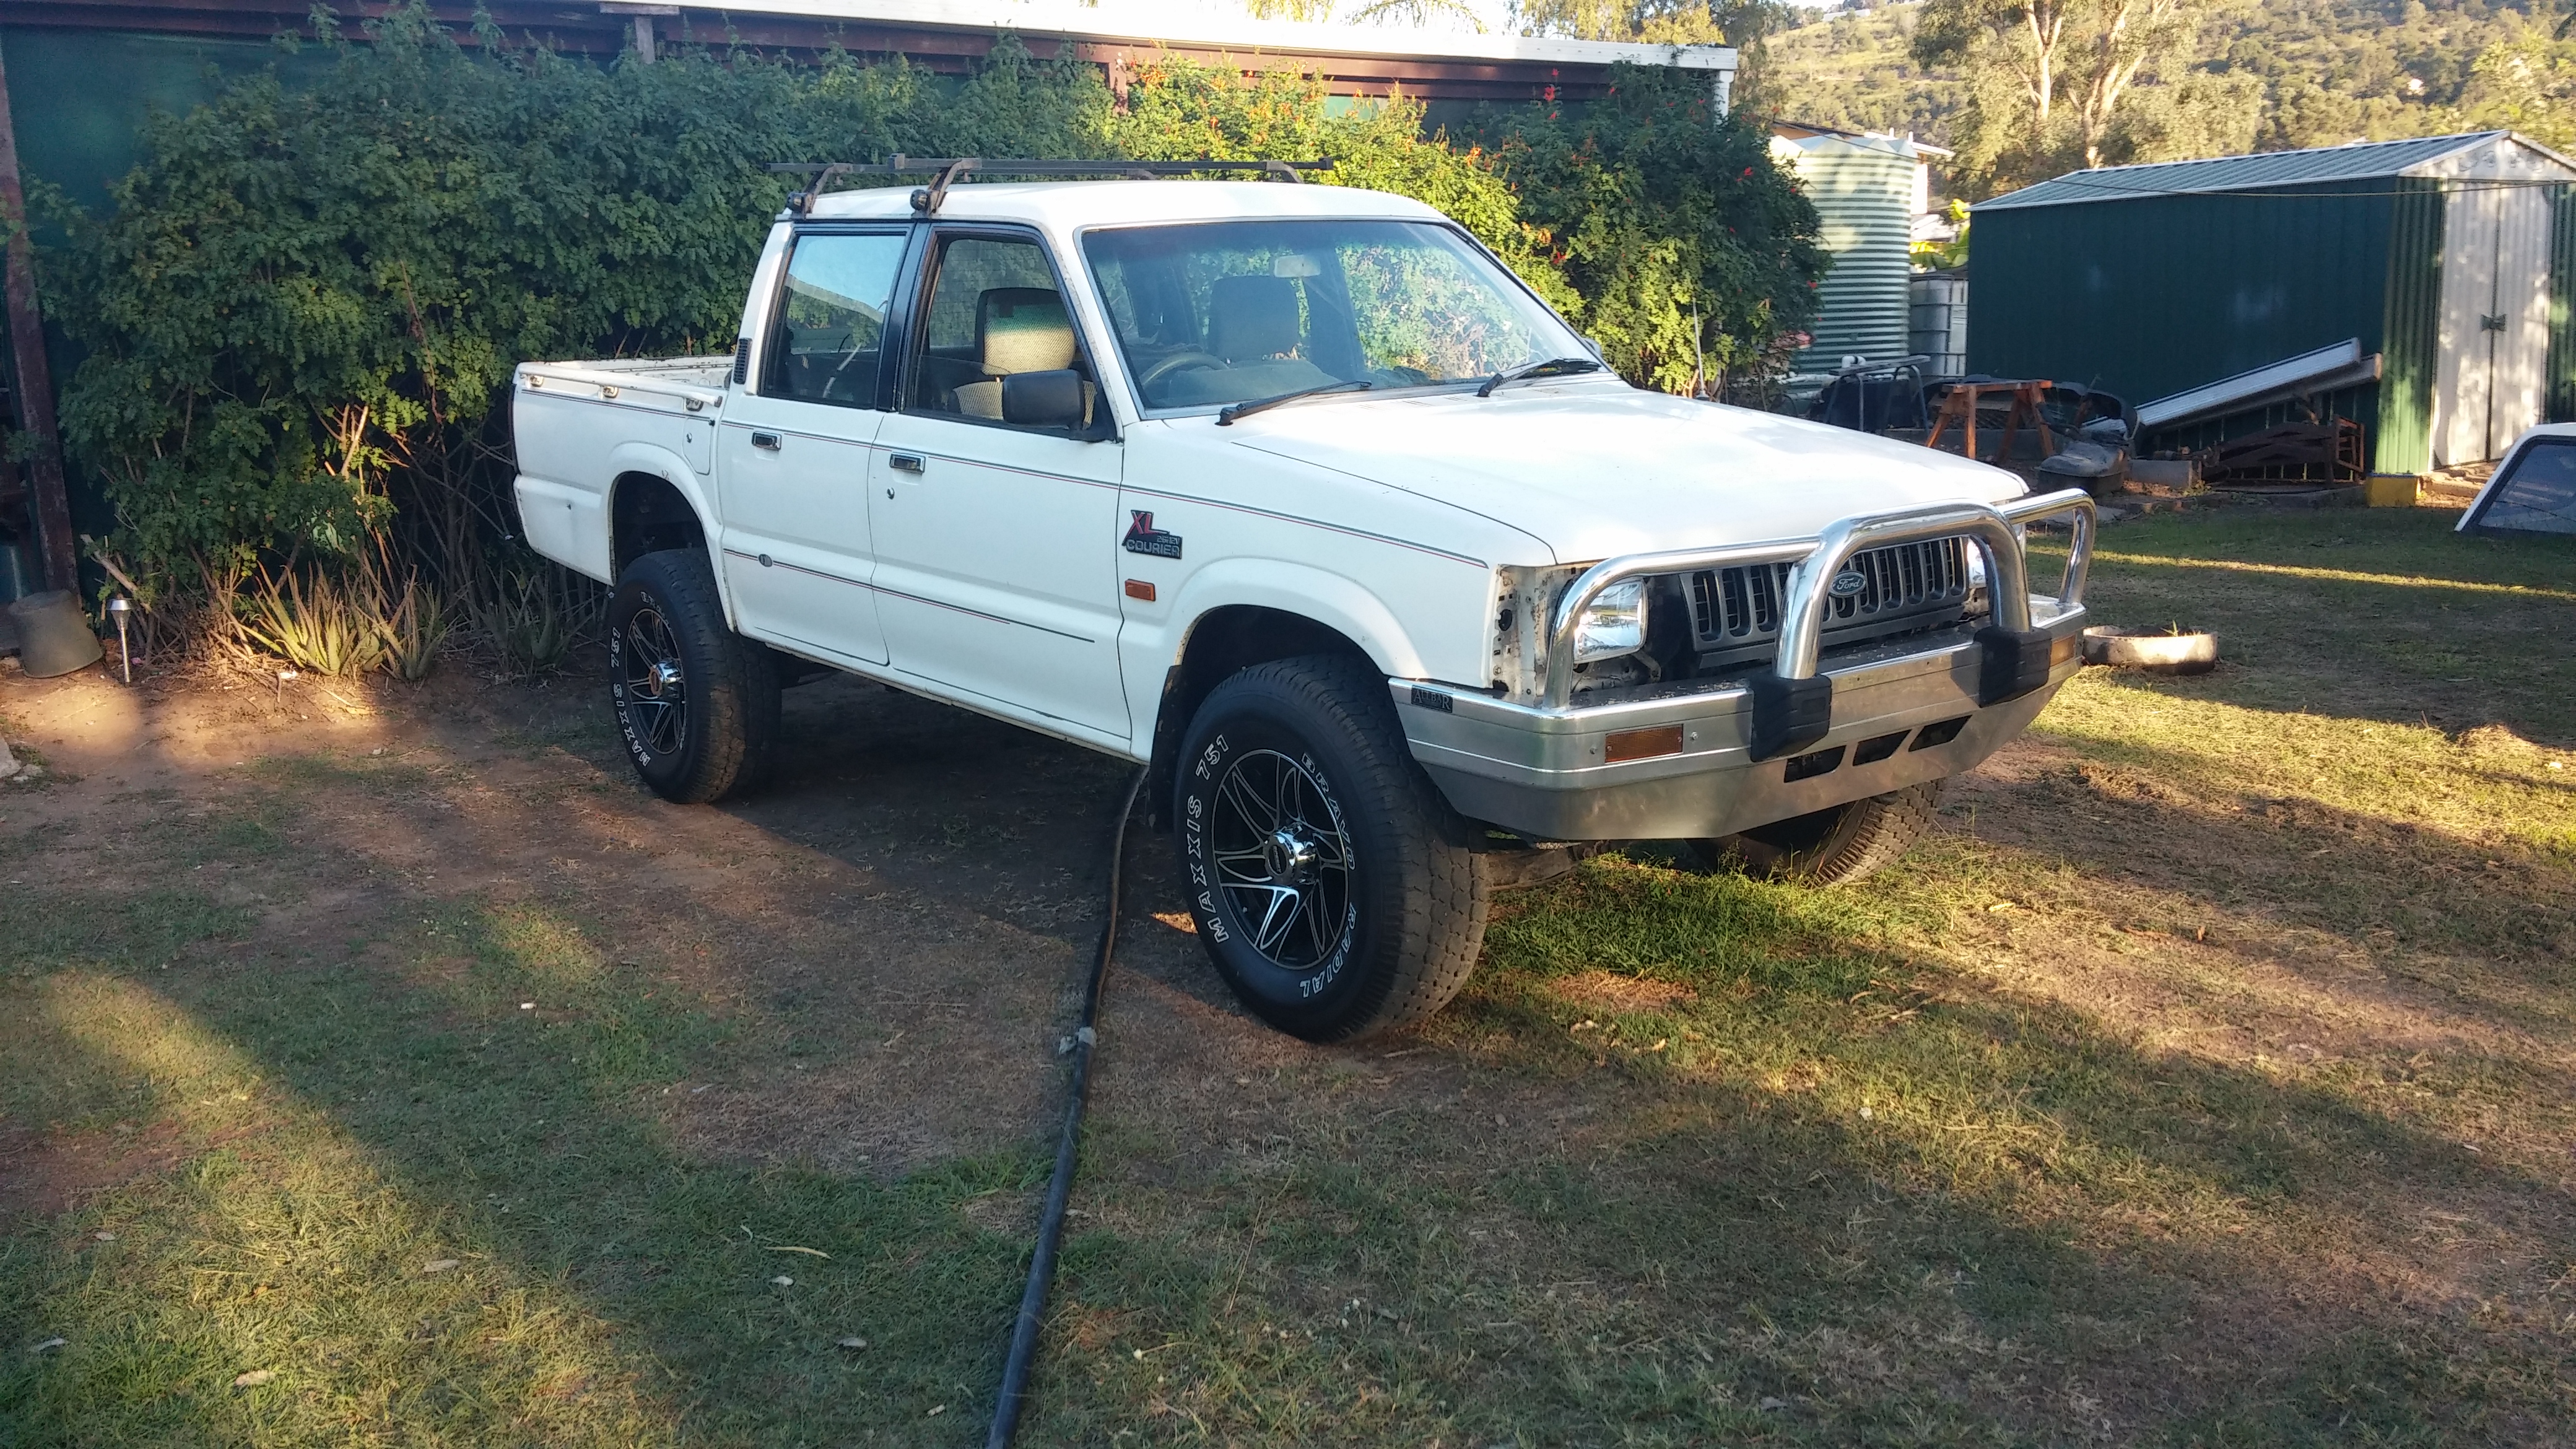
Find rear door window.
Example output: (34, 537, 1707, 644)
(764, 231, 908, 408)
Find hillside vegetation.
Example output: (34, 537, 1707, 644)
(1765, 0, 2575, 197)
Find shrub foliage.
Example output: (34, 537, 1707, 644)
(43, 4, 1821, 593)
(1473, 64, 1827, 394)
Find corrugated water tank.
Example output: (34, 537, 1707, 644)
(1773, 131, 1925, 372)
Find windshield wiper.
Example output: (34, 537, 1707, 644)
(1216, 379, 1373, 426)
(1476, 355, 1603, 398)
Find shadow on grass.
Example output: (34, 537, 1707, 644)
(2042, 509, 2576, 749)
(0, 692, 1149, 1445)
(1959, 722, 2576, 1051)
(1026, 843, 2570, 1447)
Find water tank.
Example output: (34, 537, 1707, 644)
(1773, 132, 1922, 373)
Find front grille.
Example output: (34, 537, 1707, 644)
(1689, 536, 1975, 663)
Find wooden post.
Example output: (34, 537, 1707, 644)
(599, 3, 677, 63)
(0, 41, 75, 593)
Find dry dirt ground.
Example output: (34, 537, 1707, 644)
(4, 509, 2573, 1445)
(0, 661, 1137, 1191)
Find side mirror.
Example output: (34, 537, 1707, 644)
(1001, 369, 1087, 429)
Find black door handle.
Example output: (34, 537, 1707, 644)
(889, 453, 926, 474)
(752, 431, 782, 451)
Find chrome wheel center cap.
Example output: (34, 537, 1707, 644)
(1263, 828, 1318, 884)
(644, 660, 682, 697)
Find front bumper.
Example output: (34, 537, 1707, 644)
(1397, 489, 2096, 843)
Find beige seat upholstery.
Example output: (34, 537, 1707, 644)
(954, 288, 1079, 420)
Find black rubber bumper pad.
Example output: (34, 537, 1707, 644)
(1975, 626, 2058, 706)
(1747, 670, 1834, 762)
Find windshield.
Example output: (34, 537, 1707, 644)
(1080, 219, 1590, 411)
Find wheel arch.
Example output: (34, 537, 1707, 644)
(1145, 599, 1392, 832)
(606, 451, 715, 580)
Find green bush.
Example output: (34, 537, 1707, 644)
(1471, 64, 1827, 396)
(42, 3, 1823, 599)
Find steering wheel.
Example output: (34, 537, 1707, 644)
(1135, 349, 1227, 398)
(824, 342, 871, 400)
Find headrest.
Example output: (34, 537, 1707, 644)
(977, 289, 1077, 376)
(1207, 275, 1302, 362)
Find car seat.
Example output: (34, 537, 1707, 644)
(954, 288, 1086, 422)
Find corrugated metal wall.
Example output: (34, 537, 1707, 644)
(1780, 137, 1915, 370)
(2373, 175, 2445, 474)
(2549, 183, 2576, 424)
(0, 27, 312, 535)
(2, 28, 322, 230)
(1970, 179, 2401, 404)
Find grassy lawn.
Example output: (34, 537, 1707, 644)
(4, 507, 2572, 1445)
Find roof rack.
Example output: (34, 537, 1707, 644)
(765, 157, 1332, 215)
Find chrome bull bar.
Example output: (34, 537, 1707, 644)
(1543, 488, 2097, 757)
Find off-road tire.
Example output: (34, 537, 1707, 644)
(1175, 655, 1490, 1042)
(607, 549, 778, 804)
(1694, 780, 1943, 886)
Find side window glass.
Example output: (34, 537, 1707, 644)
(2474, 438, 2576, 534)
(911, 235, 1092, 429)
(764, 232, 905, 407)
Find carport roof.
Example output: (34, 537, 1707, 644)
(1977, 131, 2558, 211)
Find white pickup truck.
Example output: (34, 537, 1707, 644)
(512, 170, 2095, 1042)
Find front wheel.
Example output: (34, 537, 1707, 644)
(1693, 780, 1943, 886)
(1175, 656, 1489, 1042)
(607, 549, 778, 804)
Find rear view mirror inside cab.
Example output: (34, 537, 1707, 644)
(1271, 254, 1323, 278)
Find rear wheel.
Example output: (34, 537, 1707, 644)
(1694, 780, 1943, 886)
(607, 550, 778, 804)
(1175, 655, 1489, 1042)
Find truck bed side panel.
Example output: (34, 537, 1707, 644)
(511, 362, 724, 583)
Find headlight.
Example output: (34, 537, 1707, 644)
(1572, 578, 1647, 663)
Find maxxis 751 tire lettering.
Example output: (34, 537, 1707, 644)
(607, 549, 779, 804)
(1175, 655, 1489, 1042)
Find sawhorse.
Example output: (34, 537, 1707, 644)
(1926, 380, 2053, 464)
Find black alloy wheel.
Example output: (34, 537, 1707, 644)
(607, 549, 779, 804)
(1175, 655, 1489, 1042)
(1206, 747, 1356, 970)
(619, 603, 690, 760)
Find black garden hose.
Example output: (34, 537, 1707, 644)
(986, 766, 1147, 1448)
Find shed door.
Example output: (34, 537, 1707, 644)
(2434, 183, 2553, 466)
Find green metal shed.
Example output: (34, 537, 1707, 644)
(1968, 131, 2576, 474)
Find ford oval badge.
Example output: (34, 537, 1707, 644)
(1829, 569, 1869, 598)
